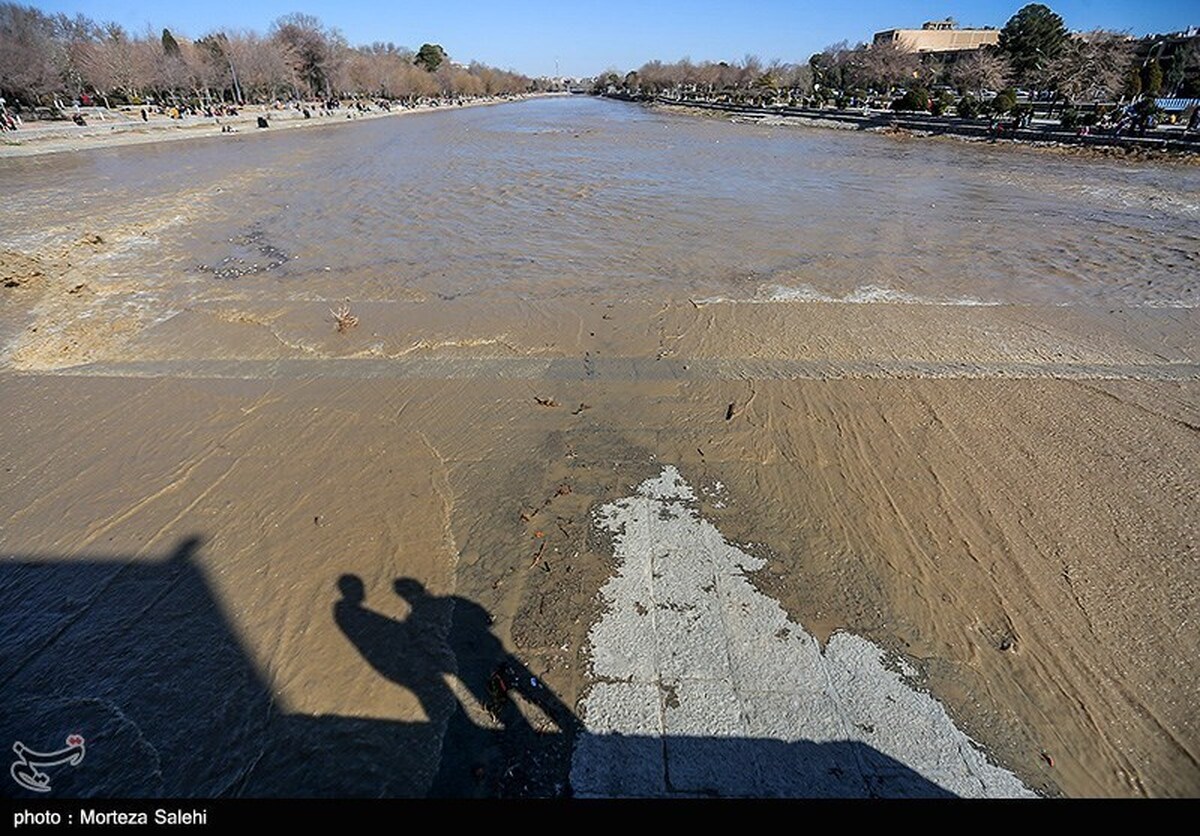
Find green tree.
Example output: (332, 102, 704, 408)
(807, 52, 827, 89)
(990, 87, 1018, 114)
(1166, 49, 1186, 94)
(753, 71, 779, 96)
(1142, 59, 1163, 96)
(161, 28, 181, 58)
(414, 43, 446, 73)
(1167, 42, 1199, 96)
(1124, 64, 1142, 98)
(197, 32, 244, 104)
(998, 3, 1068, 86)
(930, 90, 956, 116)
(592, 71, 620, 94)
(810, 41, 853, 95)
(892, 86, 929, 112)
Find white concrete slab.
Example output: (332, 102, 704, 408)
(570, 466, 1036, 798)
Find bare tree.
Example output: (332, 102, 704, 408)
(77, 24, 135, 102)
(856, 40, 920, 93)
(1046, 31, 1133, 102)
(738, 54, 763, 91)
(227, 32, 293, 102)
(780, 63, 813, 98)
(615, 55, 815, 103)
(0, 1, 530, 111)
(0, 3, 62, 105)
(948, 47, 1011, 95)
(270, 13, 336, 98)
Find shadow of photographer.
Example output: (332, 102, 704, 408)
(334, 574, 580, 796)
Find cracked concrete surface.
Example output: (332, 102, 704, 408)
(570, 466, 1035, 798)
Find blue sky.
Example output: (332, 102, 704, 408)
(27, 1, 1199, 77)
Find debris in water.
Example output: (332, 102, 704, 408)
(330, 301, 359, 333)
(1041, 751, 1055, 768)
(486, 667, 510, 719)
(571, 403, 591, 415)
(521, 485, 573, 522)
(725, 402, 736, 421)
(530, 541, 546, 568)
(534, 396, 558, 408)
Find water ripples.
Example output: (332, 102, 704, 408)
(3, 96, 1197, 310)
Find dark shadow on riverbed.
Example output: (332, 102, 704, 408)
(333, 573, 582, 796)
(1, 537, 954, 798)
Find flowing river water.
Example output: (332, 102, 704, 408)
(1, 96, 1197, 797)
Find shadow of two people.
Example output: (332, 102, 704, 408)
(1, 538, 962, 798)
(334, 574, 580, 796)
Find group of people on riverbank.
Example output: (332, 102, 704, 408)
(2, 91, 527, 134)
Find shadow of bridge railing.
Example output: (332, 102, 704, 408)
(1, 537, 954, 798)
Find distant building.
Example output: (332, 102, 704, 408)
(873, 19, 999, 54)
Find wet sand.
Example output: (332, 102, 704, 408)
(2, 96, 1197, 797)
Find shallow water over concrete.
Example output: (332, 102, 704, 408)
(2, 97, 1197, 798)
(3, 96, 1198, 320)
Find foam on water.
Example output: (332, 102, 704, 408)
(695, 284, 1003, 307)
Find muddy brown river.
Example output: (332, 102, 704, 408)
(2, 96, 1197, 797)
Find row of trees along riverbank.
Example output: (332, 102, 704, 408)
(0, 4, 539, 117)
(593, 4, 1200, 130)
